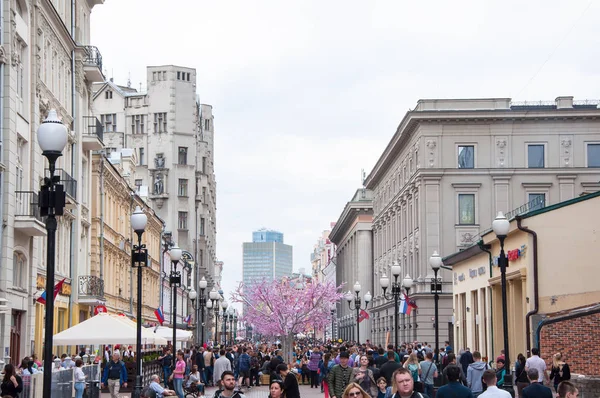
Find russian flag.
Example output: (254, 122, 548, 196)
(154, 306, 165, 325)
(184, 314, 191, 325)
(37, 278, 66, 305)
(399, 295, 409, 315)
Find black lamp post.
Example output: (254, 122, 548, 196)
(208, 288, 220, 344)
(169, 246, 182, 351)
(402, 275, 413, 341)
(131, 206, 148, 398)
(330, 308, 335, 341)
(380, 261, 402, 349)
(189, 277, 208, 346)
(232, 310, 238, 343)
(345, 282, 372, 344)
(429, 252, 443, 364)
(38, 110, 67, 398)
(221, 301, 229, 345)
(492, 212, 515, 397)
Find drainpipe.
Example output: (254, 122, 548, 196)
(516, 216, 539, 356)
(99, 156, 105, 279)
(477, 241, 495, 362)
(0, 0, 5, 306)
(129, 193, 134, 315)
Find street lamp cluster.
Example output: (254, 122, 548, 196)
(345, 282, 371, 344)
(379, 264, 413, 350)
(189, 276, 208, 345)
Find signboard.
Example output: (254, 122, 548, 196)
(94, 305, 108, 315)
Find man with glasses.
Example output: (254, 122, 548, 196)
(388, 368, 426, 398)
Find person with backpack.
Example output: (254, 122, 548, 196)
(466, 351, 488, 397)
(403, 353, 422, 393)
(238, 348, 251, 389)
(213, 371, 246, 398)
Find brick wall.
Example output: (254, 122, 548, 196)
(539, 311, 600, 377)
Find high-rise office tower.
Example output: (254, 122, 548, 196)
(243, 228, 293, 285)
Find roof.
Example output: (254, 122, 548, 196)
(329, 189, 373, 244)
(92, 80, 145, 101)
(442, 189, 600, 266)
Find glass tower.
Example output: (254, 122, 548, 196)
(243, 229, 292, 285)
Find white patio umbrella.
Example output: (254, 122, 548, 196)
(53, 313, 168, 345)
(151, 326, 194, 342)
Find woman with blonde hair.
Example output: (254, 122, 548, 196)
(342, 383, 370, 398)
(550, 353, 571, 392)
(402, 353, 422, 393)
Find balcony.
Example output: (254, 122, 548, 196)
(46, 168, 77, 202)
(78, 275, 105, 304)
(82, 116, 104, 151)
(82, 45, 104, 82)
(14, 191, 46, 236)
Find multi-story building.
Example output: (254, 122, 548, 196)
(91, 67, 218, 330)
(88, 152, 163, 322)
(364, 96, 600, 348)
(310, 226, 335, 282)
(0, 0, 105, 362)
(329, 189, 373, 343)
(242, 229, 293, 285)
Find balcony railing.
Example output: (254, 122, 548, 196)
(46, 168, 77, 200)
(83, 116, 103, 141)
(15, 191, 41, 221)
(78, 275, 104, 298)
(82, 45, 102, 71)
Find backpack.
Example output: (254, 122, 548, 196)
(416, 350, 424, 361)
(408, 363, 419, 382)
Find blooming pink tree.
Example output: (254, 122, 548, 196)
(231, 277, 343, 361)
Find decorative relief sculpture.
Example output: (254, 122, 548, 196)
(153, 173, 164, 194)
(154, 153, 165, 168)
(561, 137, 572, 166)
(426, 139, 436, 167)
(496, 139, 507, 167)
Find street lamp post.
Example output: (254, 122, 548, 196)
(345, 282, 372, 344)
(37, 110, 68, 398)
(131, 206, 148, 398)
(429, 252, 443, 364)
(232, 310, 238, 343)
(221, 301, 229, 345)
(208, 288, 220, 345)
(380, 261, 402, 349)
(492, 212, 515, 397)
(189, 277, 208, 346)
(330, 308, 335, 341)
(402, 275, 413, 341)
(169, 246, 182, 350)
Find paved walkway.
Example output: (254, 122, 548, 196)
(100, 383, 326, 398)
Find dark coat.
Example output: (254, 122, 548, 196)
(522, 382, 553, 398)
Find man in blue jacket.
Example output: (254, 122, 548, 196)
(437, 366, 473, 398)
(102, 353, 128, 398)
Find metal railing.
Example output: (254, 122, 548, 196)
(83, 116, 104, 142)
(79, 275, 105, 298)
(22, 364, 100, 398)
(46, 168, 77, 200)
(82, 45, 103, 71)
(15, 191, 41, 220)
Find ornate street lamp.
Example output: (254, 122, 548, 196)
(189, 277, 208, 346)
(429, 251, 443, 364)
(130, 206, 148, 398)
(37, 110, 67, 398)
(221, 300, 229, 345)
(169, 245, 182, 350)
(380, 260, 403, 349)
(492, 211, 514, 396)
(208, 287, 220, 344)
(346, 282, 372, 344)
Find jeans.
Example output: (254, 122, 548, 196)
(163, 367, 172, 387)
(204, 366, 213, 386)
(310, 370, 319, 388)
(424, 383, 434, 398)
(173, 378, 184, 398)
(75, 382, 85, 398)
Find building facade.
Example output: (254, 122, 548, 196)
(91, 68, 218, 330)
(443, 191, 600, 377)
(86, 152, 163, 322)
(329, 189, 373, 344)
(310, 226, 335, 282)
(242, 229, 292, 286)
(0, 0, 105, 362)
(364, 96, 600, 348)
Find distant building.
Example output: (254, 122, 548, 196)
(310, 225, 336, 282)
(243, 229, 293, 285)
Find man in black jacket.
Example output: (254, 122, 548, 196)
(522, 368, 553, 398)
(378, 351, 402, 386)
(277, 363, 300, 398)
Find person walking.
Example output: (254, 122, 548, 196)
(525, 348, 549, 385)
(277, 364, 300, 398)
(329, 351, 353, 398)
(385, 368, 426, 398)
(101, 353, 128, 398)
(403, 353, 422, 393)
(522, 368, 553, 398)
(436, 365, 473, 398)
(459, 348, 474, 376)
(442, 353, 467, 386)
(379, 351, 402, 386)
(550, 353, 571, 392)
(212, 371, 246, 398)
(479, 370, 510, 397)
(466, 351, 488, 397)
(213, 349, 233, 388)
(351, 355, 377, 397)
(557, 381, 579, 398)
(204, 348, 216, 387)
(308, 347, 323, 389)
(419, 352, 438, 398)
(74, 359, 87, 398)
(514, 354, 529, 397)
(159, 349, 174, 387)
(237, 348, 251, 389)
(1, 364, 23, 398)
(172, 350, 186, 398)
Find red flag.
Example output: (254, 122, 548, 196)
(358, 309, 370, 323)
(37, 278, 66, 305)
(405, 294, 418, 316)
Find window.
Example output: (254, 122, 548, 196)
(154, 113, 167, 133)
(204, 119, 210, 131)
(186, 73, 190, 82)
(200, 217, 205, 235)
(178, 147, 188, 165)
(105, 147, 117, 154)
(458, 145, 474, 169)
(528, 193, 546, 211)
(587, 144, 600, 167)
(527, 144, 545, 168)
(105, 91, 113, 99)
(177, 71, 181, 80)
(131, 115, 145, 134)
(139, 147, 145, 165)
(101, 114, 116, 132)
(458, 194, 475, 225)
(202, 157, 207, 173)
(178, 179, 188, 197)
(135, 179, 143, 191)
(202, 187, 207, 202)
(178, 211, 188, 230)
(13, 252, 26, 288)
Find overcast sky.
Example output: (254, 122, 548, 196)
(91, 0, 599, 299)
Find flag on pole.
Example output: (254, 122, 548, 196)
(399, 295, 409, 314)
(154, 306, 165, 325)
(37, 278, 66, 305)
(357, 309, 370, 323)
(184, 314, 191, 325)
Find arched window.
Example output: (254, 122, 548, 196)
(13, 252, 27, 288)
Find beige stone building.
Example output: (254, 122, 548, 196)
(443, 191, 600, 376)
(89, 153, 163, 322)
(310, 226, 335, 282)
(0, 0, 105, 362)
(330, 189, 373, 343)
(364, 96, 600, 348)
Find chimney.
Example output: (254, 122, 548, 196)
(556, 96, 574, 109)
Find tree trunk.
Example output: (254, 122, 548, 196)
(282, 333, 295, 365)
